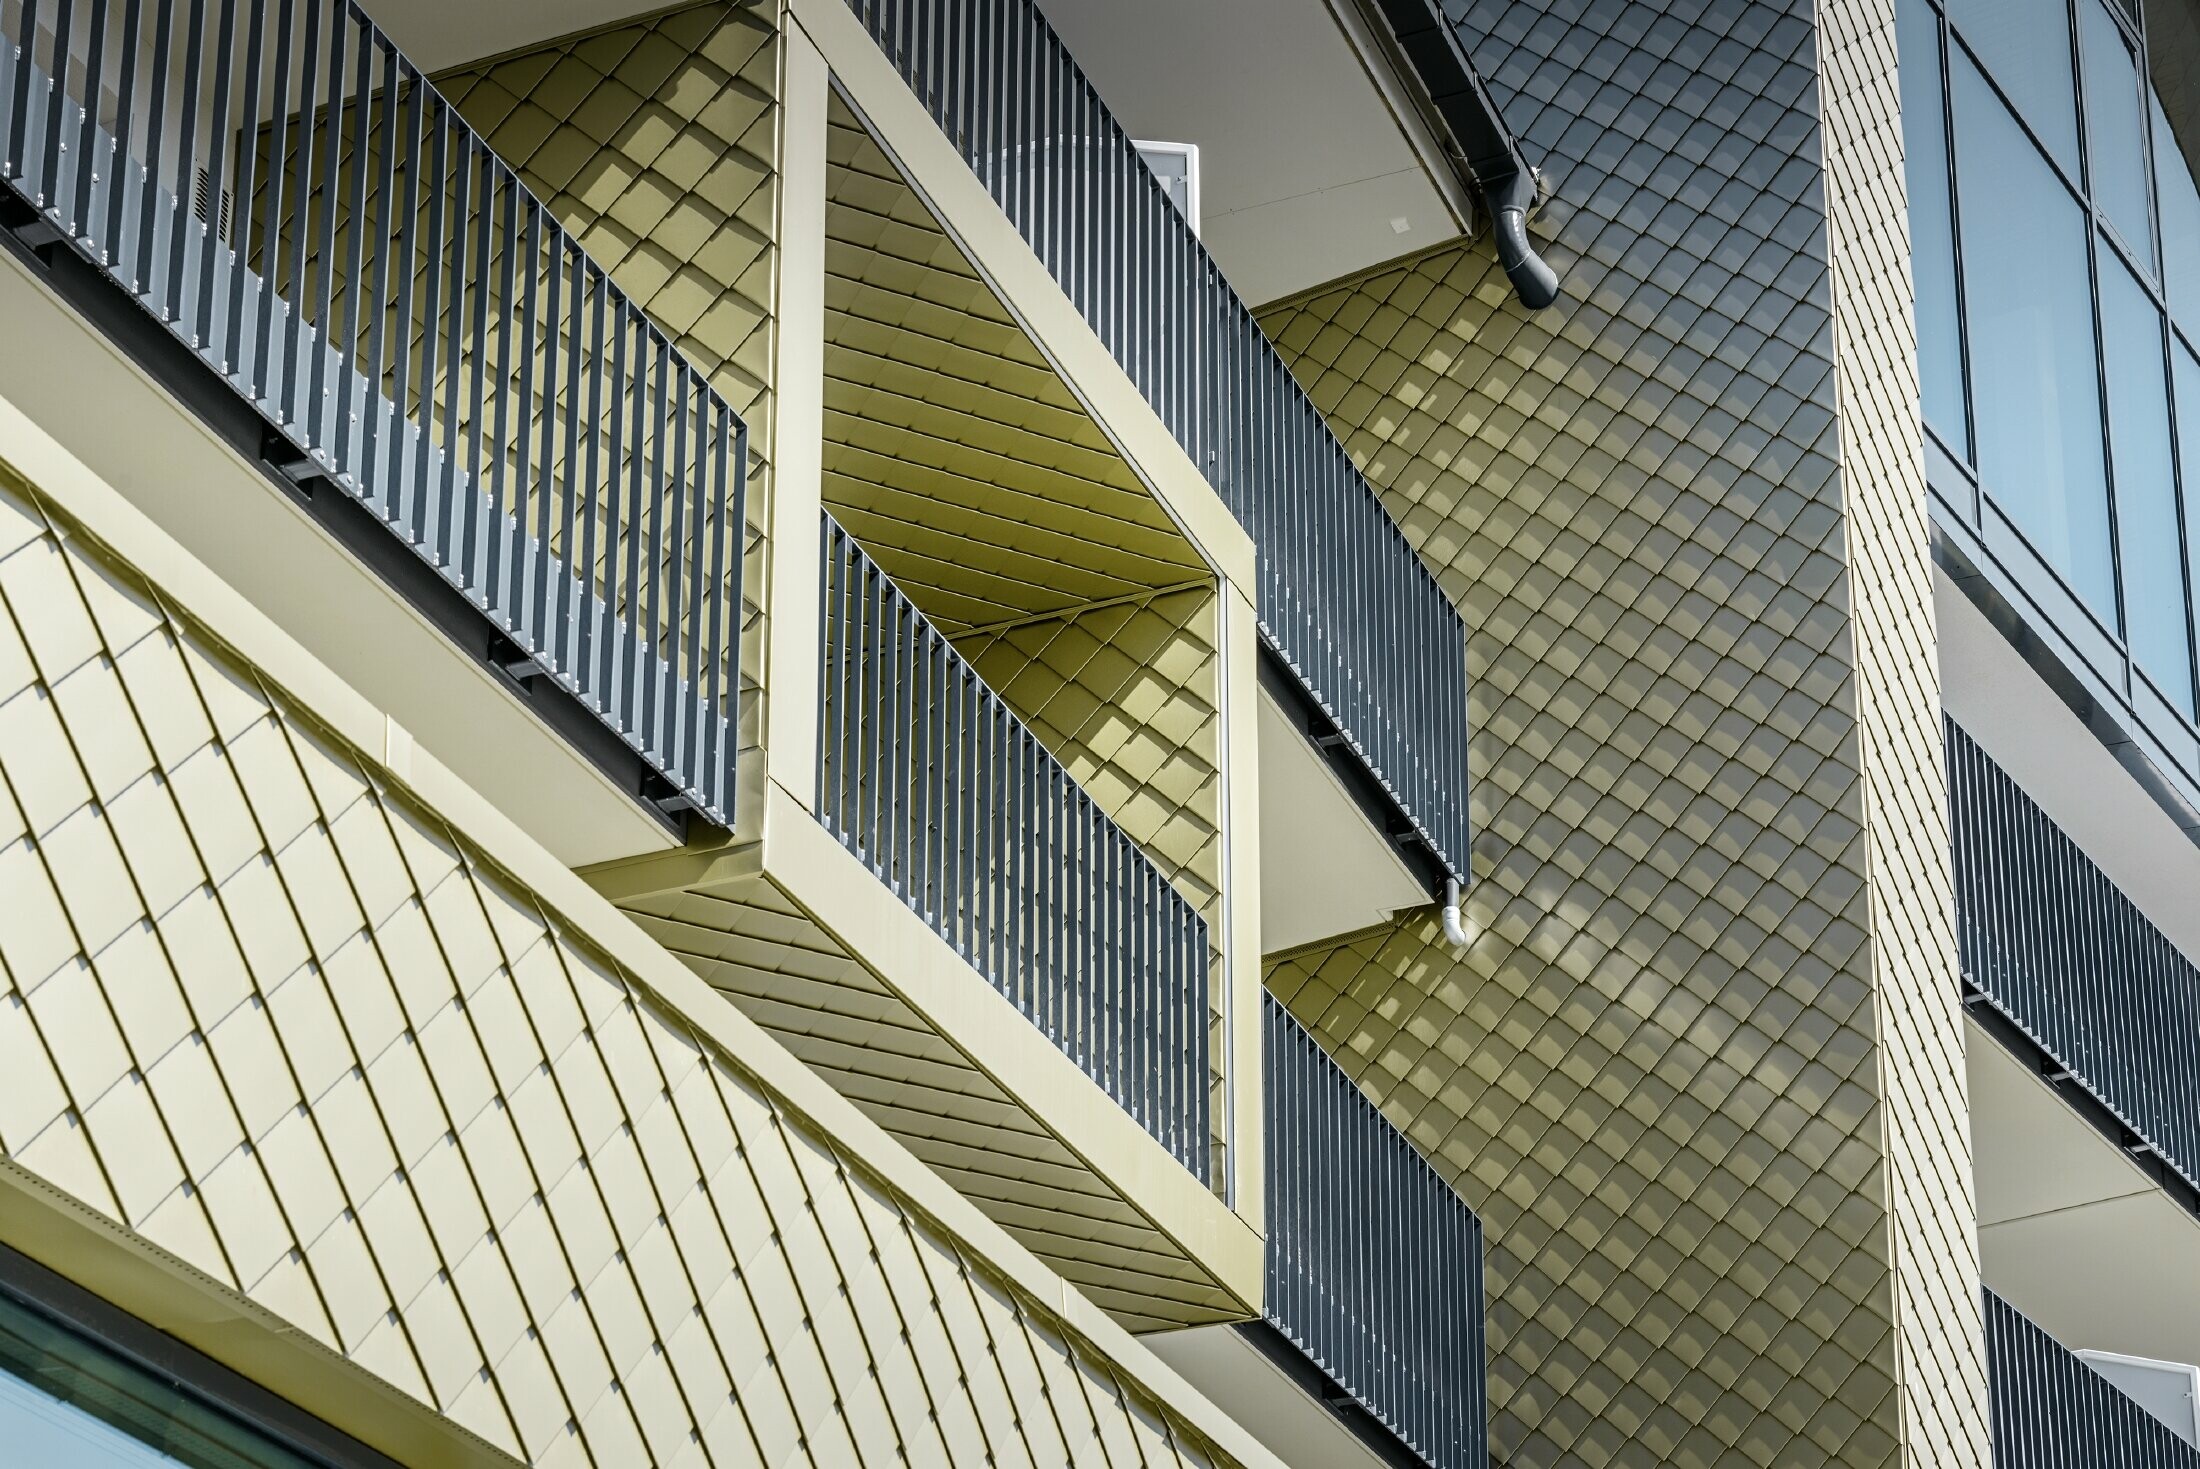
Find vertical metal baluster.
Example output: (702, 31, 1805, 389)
(384, 57, 421, 524)
(868, 560, 886, 867)
(641, 332, 669, 751)
(464, 144, 495, 594)
(408, 91, 444, 541)
(248, 0, 292, 398)
(281, 0, 318, 403)
(619, 310, 647, 724)
(438, 128, 473, 566)
(530, 214, 561, 651)
(661, 360, 690, 778)
(484, 171, 517, 610)
(72, 0, 110, 243)
(191, 0, 236, 354)
(102, 0, 141, 272)
(5, 0, 41, 187)
(557, 245, 584, 682)
(682, 378, 709, 789)
(304, 0, 344, 451)
(602, 297, 631, 708)
(533, 231, 565, 665)
(165, 0, 207, 324)
(43, 0, 75, 221)
(577, 268, 606, 693)
(503, 195, 539, 632)
(220, 0, 265, 381)
(351, 35, 397, 506)
(135, 0, 172, 295)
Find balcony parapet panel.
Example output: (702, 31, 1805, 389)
(1987, 1289, 2200, 1466)
(1262, 993, 1487, 1469)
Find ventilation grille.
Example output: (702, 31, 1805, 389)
(192, 165, 232, 241)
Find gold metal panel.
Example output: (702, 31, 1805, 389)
(0, 454, 1263, 1467)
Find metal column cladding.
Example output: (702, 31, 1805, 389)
(0, 0, 747, 826)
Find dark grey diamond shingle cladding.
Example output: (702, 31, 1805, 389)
(1262, 0, 1986, 1464)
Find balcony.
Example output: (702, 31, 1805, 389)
(816, 0, 1474, 892)
(817, 513, 1212, 1179)
(1987, 1290, 2200, 1466)
(1149, 995, 1488, 1469)
(1946, 716, 2200, 1208)
(0, 0, 746, 859)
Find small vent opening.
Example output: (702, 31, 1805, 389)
(192, 165, 233, 241)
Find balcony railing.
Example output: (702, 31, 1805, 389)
(1986, 1289, 2200, 1467)
(0, 0, 745, 823)
(818, 513, 1212, 1180)
(1263, 994, 1487, 1469)
(842, 0, 1471, 886)
(1945, 718, 2200, 1196)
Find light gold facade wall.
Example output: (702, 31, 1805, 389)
(0, 421, 1281, 1468)
(1256, 0, 1981, 1462)
(1813, 0, 1987, 1459)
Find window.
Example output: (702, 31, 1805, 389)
(1945, 0, 2081, 175)
(2156, 90, 2200, 330)
(0, 1283, 330, 1469)
(2100, 255, 2191, 710)
(1953, 52, 2118, 621)
(1900, 0, 1969, 453)
(2080, 0, 2154, 270)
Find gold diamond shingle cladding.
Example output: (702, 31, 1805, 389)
(0, 449, 1268, 1469)
(1259, 0, 1985, 1463)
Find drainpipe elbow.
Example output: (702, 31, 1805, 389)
(1491, 168, 1559, 311)
(1440, 877, 1470, 950)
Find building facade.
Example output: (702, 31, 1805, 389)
(0, 0, 2194, 1465)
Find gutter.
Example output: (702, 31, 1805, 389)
(1360, 0, 1561, 309)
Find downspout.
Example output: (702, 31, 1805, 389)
(1488, 165, 1558, 310)
(1440, 877, 1469, 950)
(1365, 0, 1561, 310)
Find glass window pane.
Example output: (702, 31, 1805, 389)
(2080, 0, 2153, 270)
(2100, 253, 2192, 710)
(2157, 88, 2200, 333)
(1954, 55, 2118, 622)
(2178, 343, 2200, 693)
(0, 1292, 316, 1468)
(1946, 0, 2081, 176)
(1900, 0, 1970, 454)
